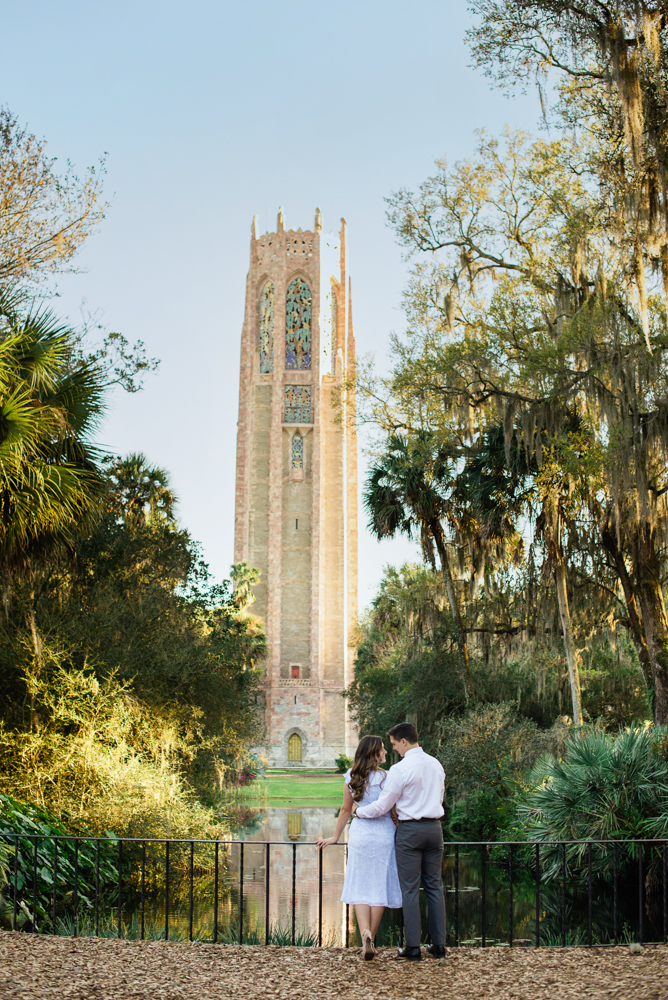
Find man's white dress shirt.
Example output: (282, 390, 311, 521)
(355, 746, 445, 821)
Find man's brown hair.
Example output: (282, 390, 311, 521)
(387, 722, 418, 744)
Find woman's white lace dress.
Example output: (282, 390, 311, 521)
(340, 769, 402, 908)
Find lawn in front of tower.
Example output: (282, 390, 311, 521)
(258, 771, 344, 807)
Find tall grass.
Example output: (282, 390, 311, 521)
(51, 911, 335, 946)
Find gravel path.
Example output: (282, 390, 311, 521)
(0, 934, 666, 999)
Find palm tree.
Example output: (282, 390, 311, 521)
(0, 288, 106, 576)
(0, 289, 107, 728)
(459, 422, 583, 727)
(106, 453, 177, 525)
(364, 431, 474, 702)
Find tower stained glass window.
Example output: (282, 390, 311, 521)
(258, 280, 275, 373)
(291, 431, 303, 469)
(284, 385, 311, 423)
(331, 290, 338, 368)
(285, 278, 312, 369)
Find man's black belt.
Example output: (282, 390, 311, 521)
(398, 816, 441, 822)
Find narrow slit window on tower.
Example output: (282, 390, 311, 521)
(295, 518, 298, 530)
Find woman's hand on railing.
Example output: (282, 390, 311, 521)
(315, 836, 338, 849)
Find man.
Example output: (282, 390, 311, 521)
(352, 722, 446, 961)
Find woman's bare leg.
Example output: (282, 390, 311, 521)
(354, 904, 371, 938)
(369, 906, 385, 940)
(354, 905, 376, 958)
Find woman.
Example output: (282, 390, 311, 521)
(316, 735, 402, 960)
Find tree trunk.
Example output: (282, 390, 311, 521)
(600, 521, 653, 687)
(632, 523, 668, 725)
(554, 558, 583, 726)
(432, 521, 475, 703)
(28, 607, 44, 732)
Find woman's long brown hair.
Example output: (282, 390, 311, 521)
(348, 735, 385, 803)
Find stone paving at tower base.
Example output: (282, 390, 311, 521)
(1, 934, 667, 1000)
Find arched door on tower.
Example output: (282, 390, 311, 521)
(287, 733, 303, 762)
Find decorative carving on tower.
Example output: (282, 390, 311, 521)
(284, 385, 312, 423)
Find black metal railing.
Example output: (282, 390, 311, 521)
(2, 835, 667, 948)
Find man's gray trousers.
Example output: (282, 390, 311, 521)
(394, 819, 446, 949)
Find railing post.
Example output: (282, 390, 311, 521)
(117, 839, 122, 939)
(291, 843, 296, 947)
(561, 842, 566, 947)
(95, 839, 101, 937)
(73, 838, 79, 938)
(587, 842, 592, 947)
(663, 842, 667, 946)
(639, 841, 644, 946)
(481, 845, 486, 948)
(534, 843, 540, 948)
(613, 842, 618, 946)
(12, 834, 19, 931)
(508, 844, 513, 948)
(52, 838, 58, 934)
(164, 840, 170, 942)
(189, 841, 195, 943)
(345, 843, 350, 948)
(32, 836, 38, 934)
(318, 845, 323, 947)
(141, 841, 146, 941)
(239, 842, 244, 946)
(214, 841, 219, 945)
(264, 842, 270, 946)
(454, 844, 459, 947)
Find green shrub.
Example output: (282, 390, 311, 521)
(334, 755, 353, 774)
(0, 794, 123, 931)
(438, 703, 569, 840)
(519, 725, 668, 883)
(439, 703, 568, 792)
(0, 660, 229, 841)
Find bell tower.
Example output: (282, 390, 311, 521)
(234, 208, 358, 767)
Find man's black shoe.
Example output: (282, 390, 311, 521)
(426, 944, 446, 958)
(396, 946, 422, 961)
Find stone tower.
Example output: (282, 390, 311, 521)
(234, 208, 358, 768)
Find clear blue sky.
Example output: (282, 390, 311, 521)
(2, 1, 541, 606)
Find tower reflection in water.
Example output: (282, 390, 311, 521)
(232, 807, 348, 945)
